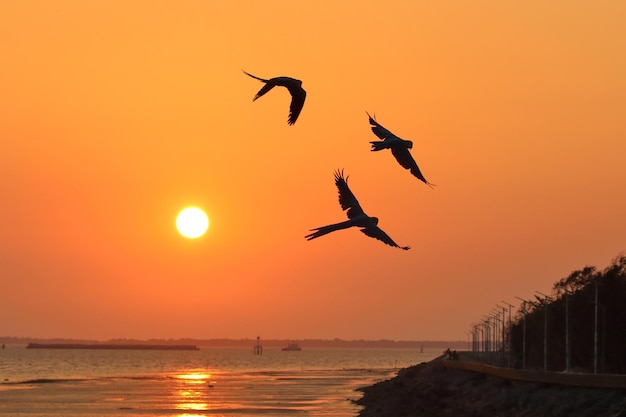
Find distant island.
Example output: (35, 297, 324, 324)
(1, 337, 465, 350)
(26, 343, 200, 351)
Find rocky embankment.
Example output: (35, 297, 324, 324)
(356, 357, 626, 417)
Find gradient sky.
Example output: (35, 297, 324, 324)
(1, 1, 625, 341)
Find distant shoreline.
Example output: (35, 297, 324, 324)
(25, 343, 200, 351)
(2, 337, 466, 350)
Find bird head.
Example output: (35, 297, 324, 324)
(370, 217, 379, 226)
(406, 140, 414, 149)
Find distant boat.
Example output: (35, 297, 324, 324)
(281, 342, 302, 351)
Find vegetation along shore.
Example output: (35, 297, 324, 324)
(358, 255, 626, 416)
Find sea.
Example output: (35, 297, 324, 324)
(0, 345, 440, 416)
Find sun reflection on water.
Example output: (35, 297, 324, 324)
(177, 373, 212, 382)
(174, 372, 212, 414)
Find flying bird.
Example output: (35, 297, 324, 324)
(305, 170, 410, 250)
(367, 112, 435, 188)
(243, 70, 306, 125)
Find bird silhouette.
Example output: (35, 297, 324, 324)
(367, 112, 435, 188)
(243, 70, 306, 125)
(305, 170, 410, 250)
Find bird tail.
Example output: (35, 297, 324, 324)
(242, 70, 268, 82)
(370, 140, 391, 151)
(305, 221, 353, 241)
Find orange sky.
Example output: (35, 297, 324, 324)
(1, 1, 625, 341)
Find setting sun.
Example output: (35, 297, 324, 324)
(176, 207, 209, 239)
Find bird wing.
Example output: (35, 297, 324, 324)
(391, 147, 435, 187)
(366, 112, 398, 141)
(287, 85, 306, 125)
(242, 70, 275, 100)
(360, 226, 410, 250)
(334, 170, 366, 219)
(252, 80, 276, 101)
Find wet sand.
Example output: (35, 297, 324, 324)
(356, 356, 626, 417)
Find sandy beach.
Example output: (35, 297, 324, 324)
(356, 356, 626, 417)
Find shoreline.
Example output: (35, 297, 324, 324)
(356, 356, 626, 417)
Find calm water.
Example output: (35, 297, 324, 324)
(0, 345, 439, 416)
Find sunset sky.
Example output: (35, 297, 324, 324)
(1, 1, 625, 342)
